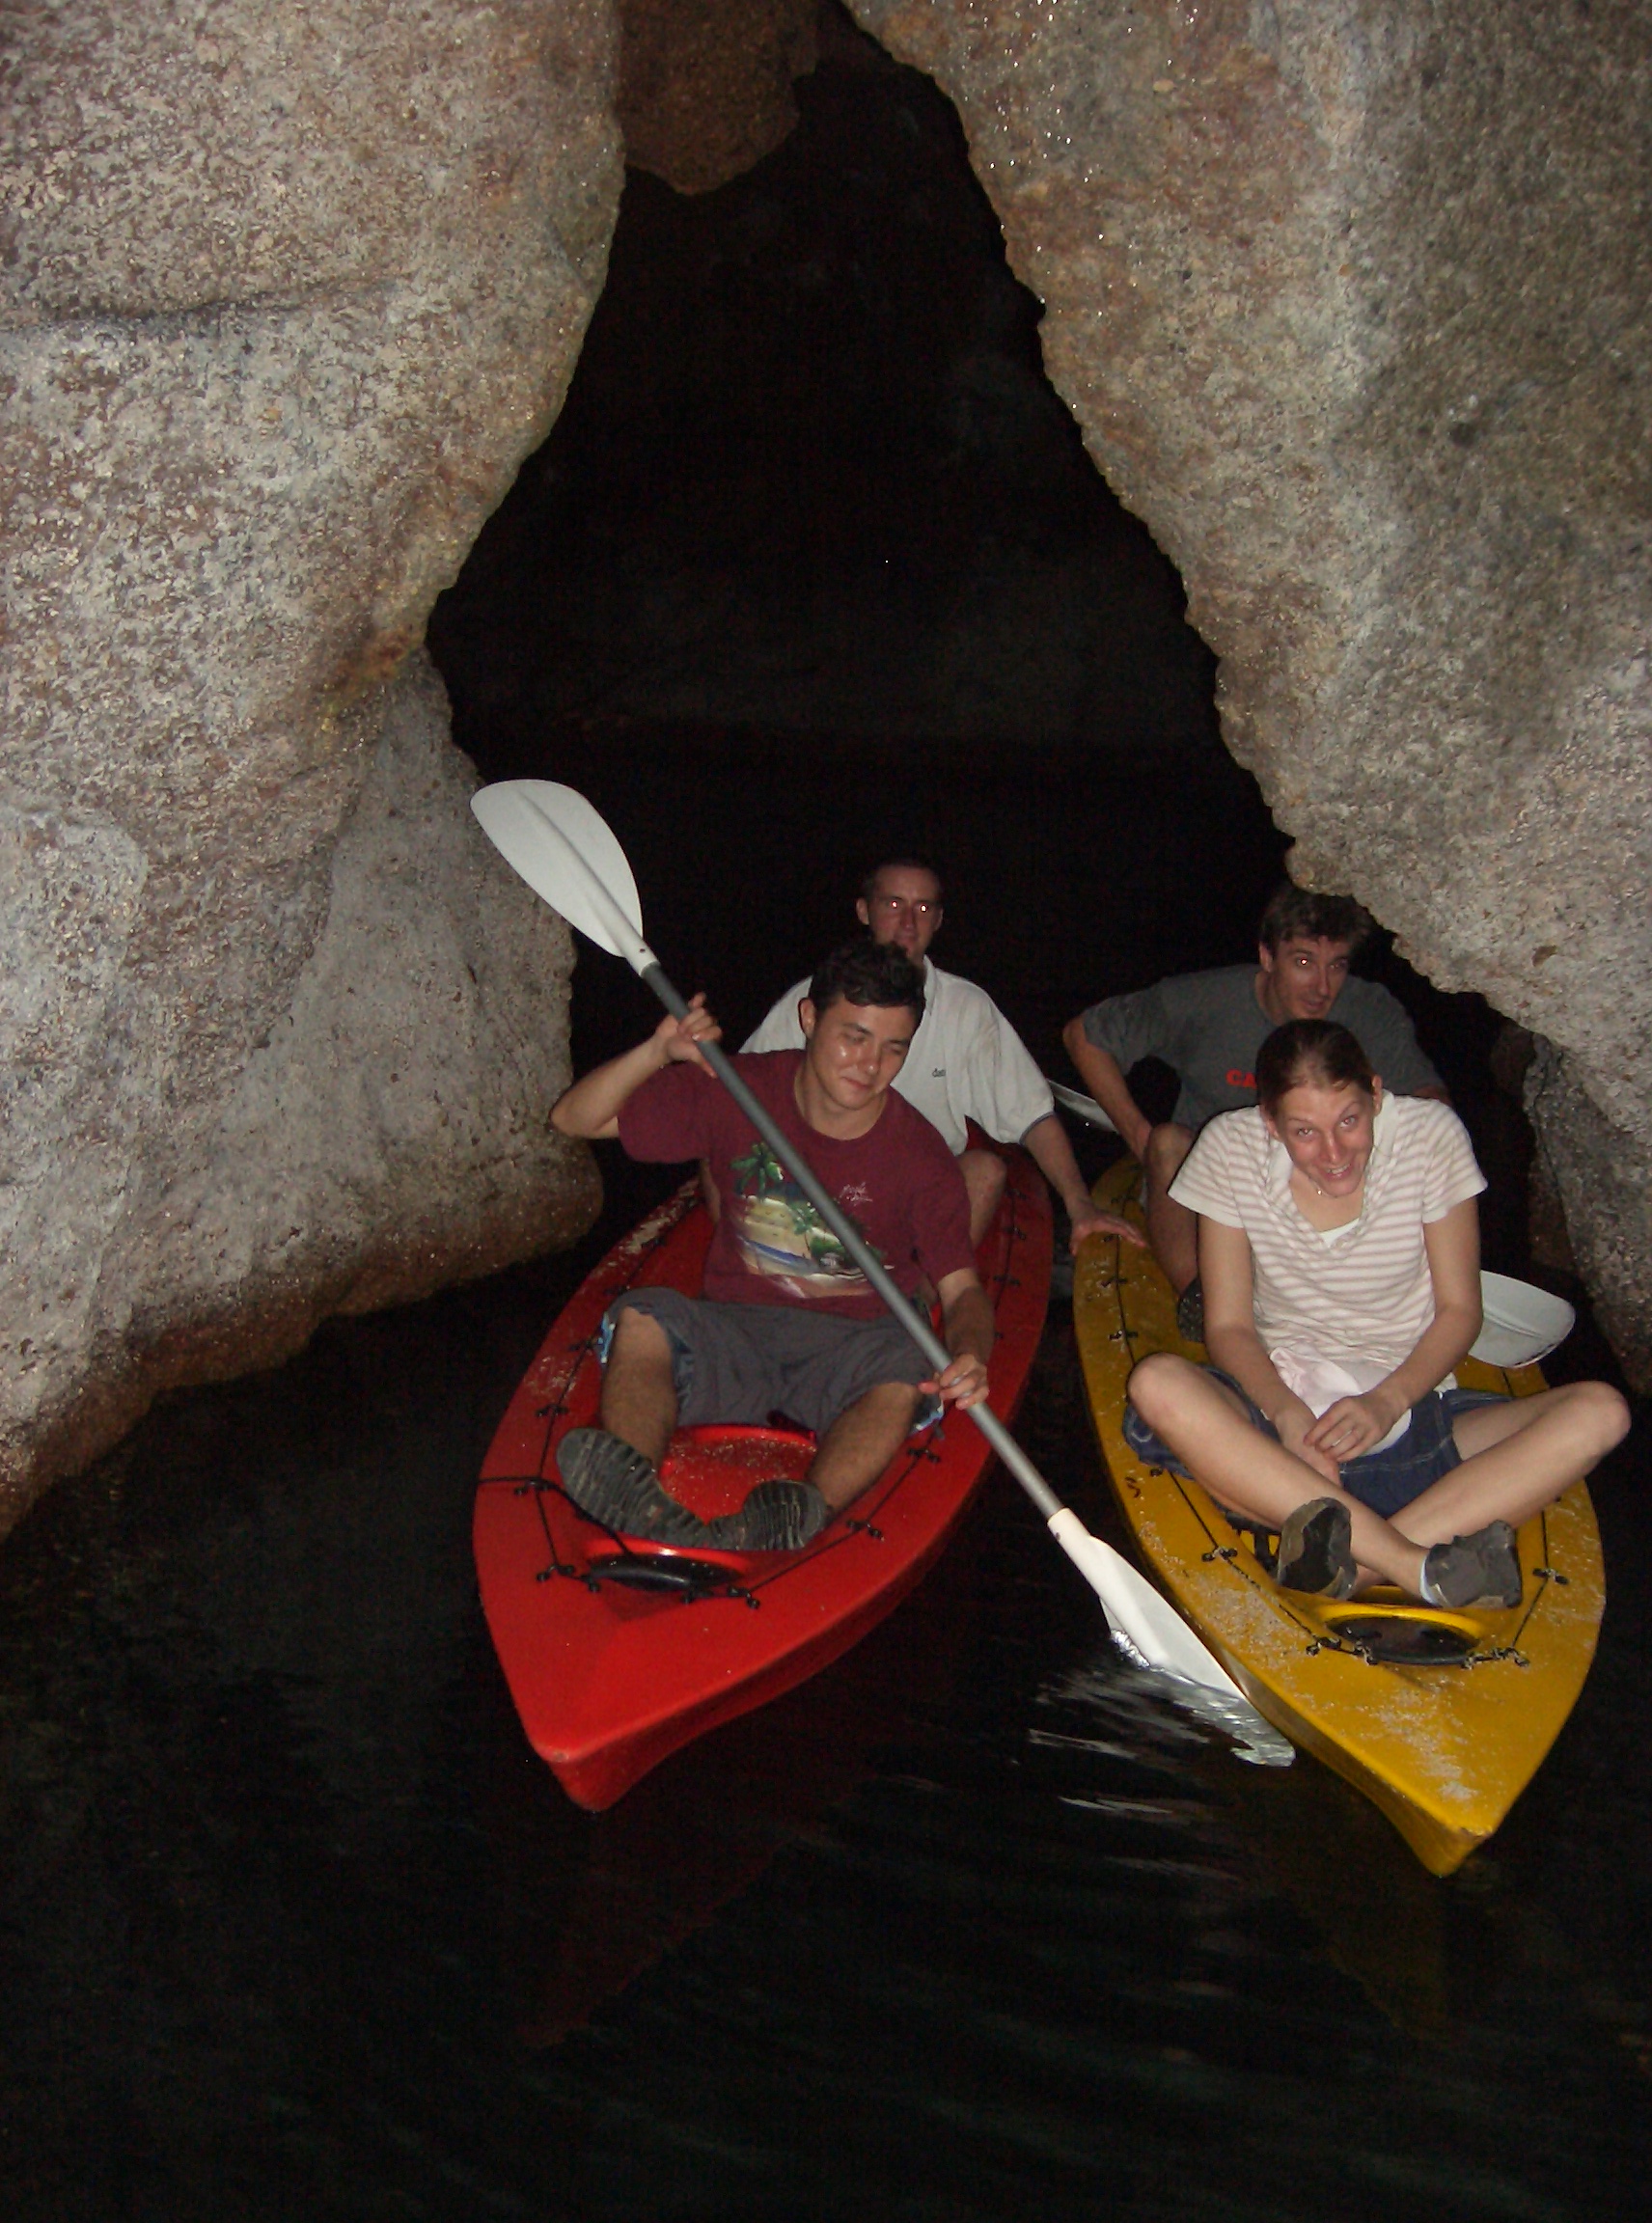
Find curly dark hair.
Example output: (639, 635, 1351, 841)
(808, 937, 927, 1022)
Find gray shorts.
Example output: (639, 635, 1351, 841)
(605, 1289, 937, 1439)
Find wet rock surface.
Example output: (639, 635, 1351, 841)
(0, 2, 619, 1529)
(618, 0, 820, 193)
(850, 0, 1652, 1382)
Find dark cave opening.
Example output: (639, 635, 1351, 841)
(427, 9, 1522, 1259)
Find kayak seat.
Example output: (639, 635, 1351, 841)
(656, 1403, 943, 1525)
(763, 1395, 945, 1441)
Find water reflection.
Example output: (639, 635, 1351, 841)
(1, 1251, 1645, 2219)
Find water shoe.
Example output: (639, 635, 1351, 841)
(1276, 1496, 1358, 1598)
(558, 1427, 710, 1545)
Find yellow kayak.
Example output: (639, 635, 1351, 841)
(1073, 1159, 1605, 1876)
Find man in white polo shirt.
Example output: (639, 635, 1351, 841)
(744, 859, 1139, 1252)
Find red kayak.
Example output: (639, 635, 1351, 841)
(474, 1148, 1053, 1809)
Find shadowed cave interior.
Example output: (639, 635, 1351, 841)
(427, 13, 1528, 1267)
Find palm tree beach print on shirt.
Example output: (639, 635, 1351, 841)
(728, 1139, 886, 1298)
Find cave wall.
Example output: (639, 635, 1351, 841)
(2, 0, 1647, 1539)
(618, 0, 819, 191)
(851, 0, 1652, 1386)
(0, 2, 620, 1532)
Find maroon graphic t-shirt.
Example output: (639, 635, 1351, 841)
(618, 1051, 975, 1320)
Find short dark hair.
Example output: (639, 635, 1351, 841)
(1257, 883, 1375, 954)
(858, 857, 944, 906)
(808, 937, 927, 1022)
(1255, 1020, 1377, 1113)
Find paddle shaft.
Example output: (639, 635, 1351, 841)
(641, 965, 1063, 1523)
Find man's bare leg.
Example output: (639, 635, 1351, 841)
(1143, 1122, 1198, 1293)
(959, 1148, 1006, 1249)
(808, 1382, 924, 1511)
(557, 1307, 708, 1542)
(595, 1306, 679, 1467)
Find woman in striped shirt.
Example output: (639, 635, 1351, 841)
(1122, 1020, 1629, 1606)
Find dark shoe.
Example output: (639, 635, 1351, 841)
(703, 1480, 831, 1552)
(1175, 1276, 1205, 1345)
(557, 1428, 709, 1544)
(1276, 1496, 1358, 1598)
(1420, 1521, 1523, 1609)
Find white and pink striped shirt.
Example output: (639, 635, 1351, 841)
(1170, 1095, 1487, 1378)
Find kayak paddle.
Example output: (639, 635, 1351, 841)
(470, 778, 1251, 1704)
(1048, 1080, 1117, 1134)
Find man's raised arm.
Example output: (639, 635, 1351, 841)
(551, 997, 722, 1140)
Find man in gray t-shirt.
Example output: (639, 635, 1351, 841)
(1061, 888, 1446, 1321)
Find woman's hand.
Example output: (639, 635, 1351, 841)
(1304, 1388, 1401, 1464)
(1274, 1397, 1342, 1487)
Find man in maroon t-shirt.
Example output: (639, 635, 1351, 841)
(549, 941, 994, 1551)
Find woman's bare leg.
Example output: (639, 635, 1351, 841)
(1389, 1381, 1629, 1548)
(1127, 1354, 1429, 1592)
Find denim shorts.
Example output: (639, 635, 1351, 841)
(1121, 1365, 1508, 1520)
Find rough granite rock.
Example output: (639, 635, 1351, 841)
(618, 0, 819, 193)
(0, 1, 620, 1533)
(17, 652, 603, 1500)
(851, 0, 1652, 1386)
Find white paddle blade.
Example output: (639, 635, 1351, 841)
(1047, 1510, 1248, 1701)
(471, 781, 647, 961)
(1049, 1082, 1117, 1135)
(1470, 1272, 1576, 1368)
